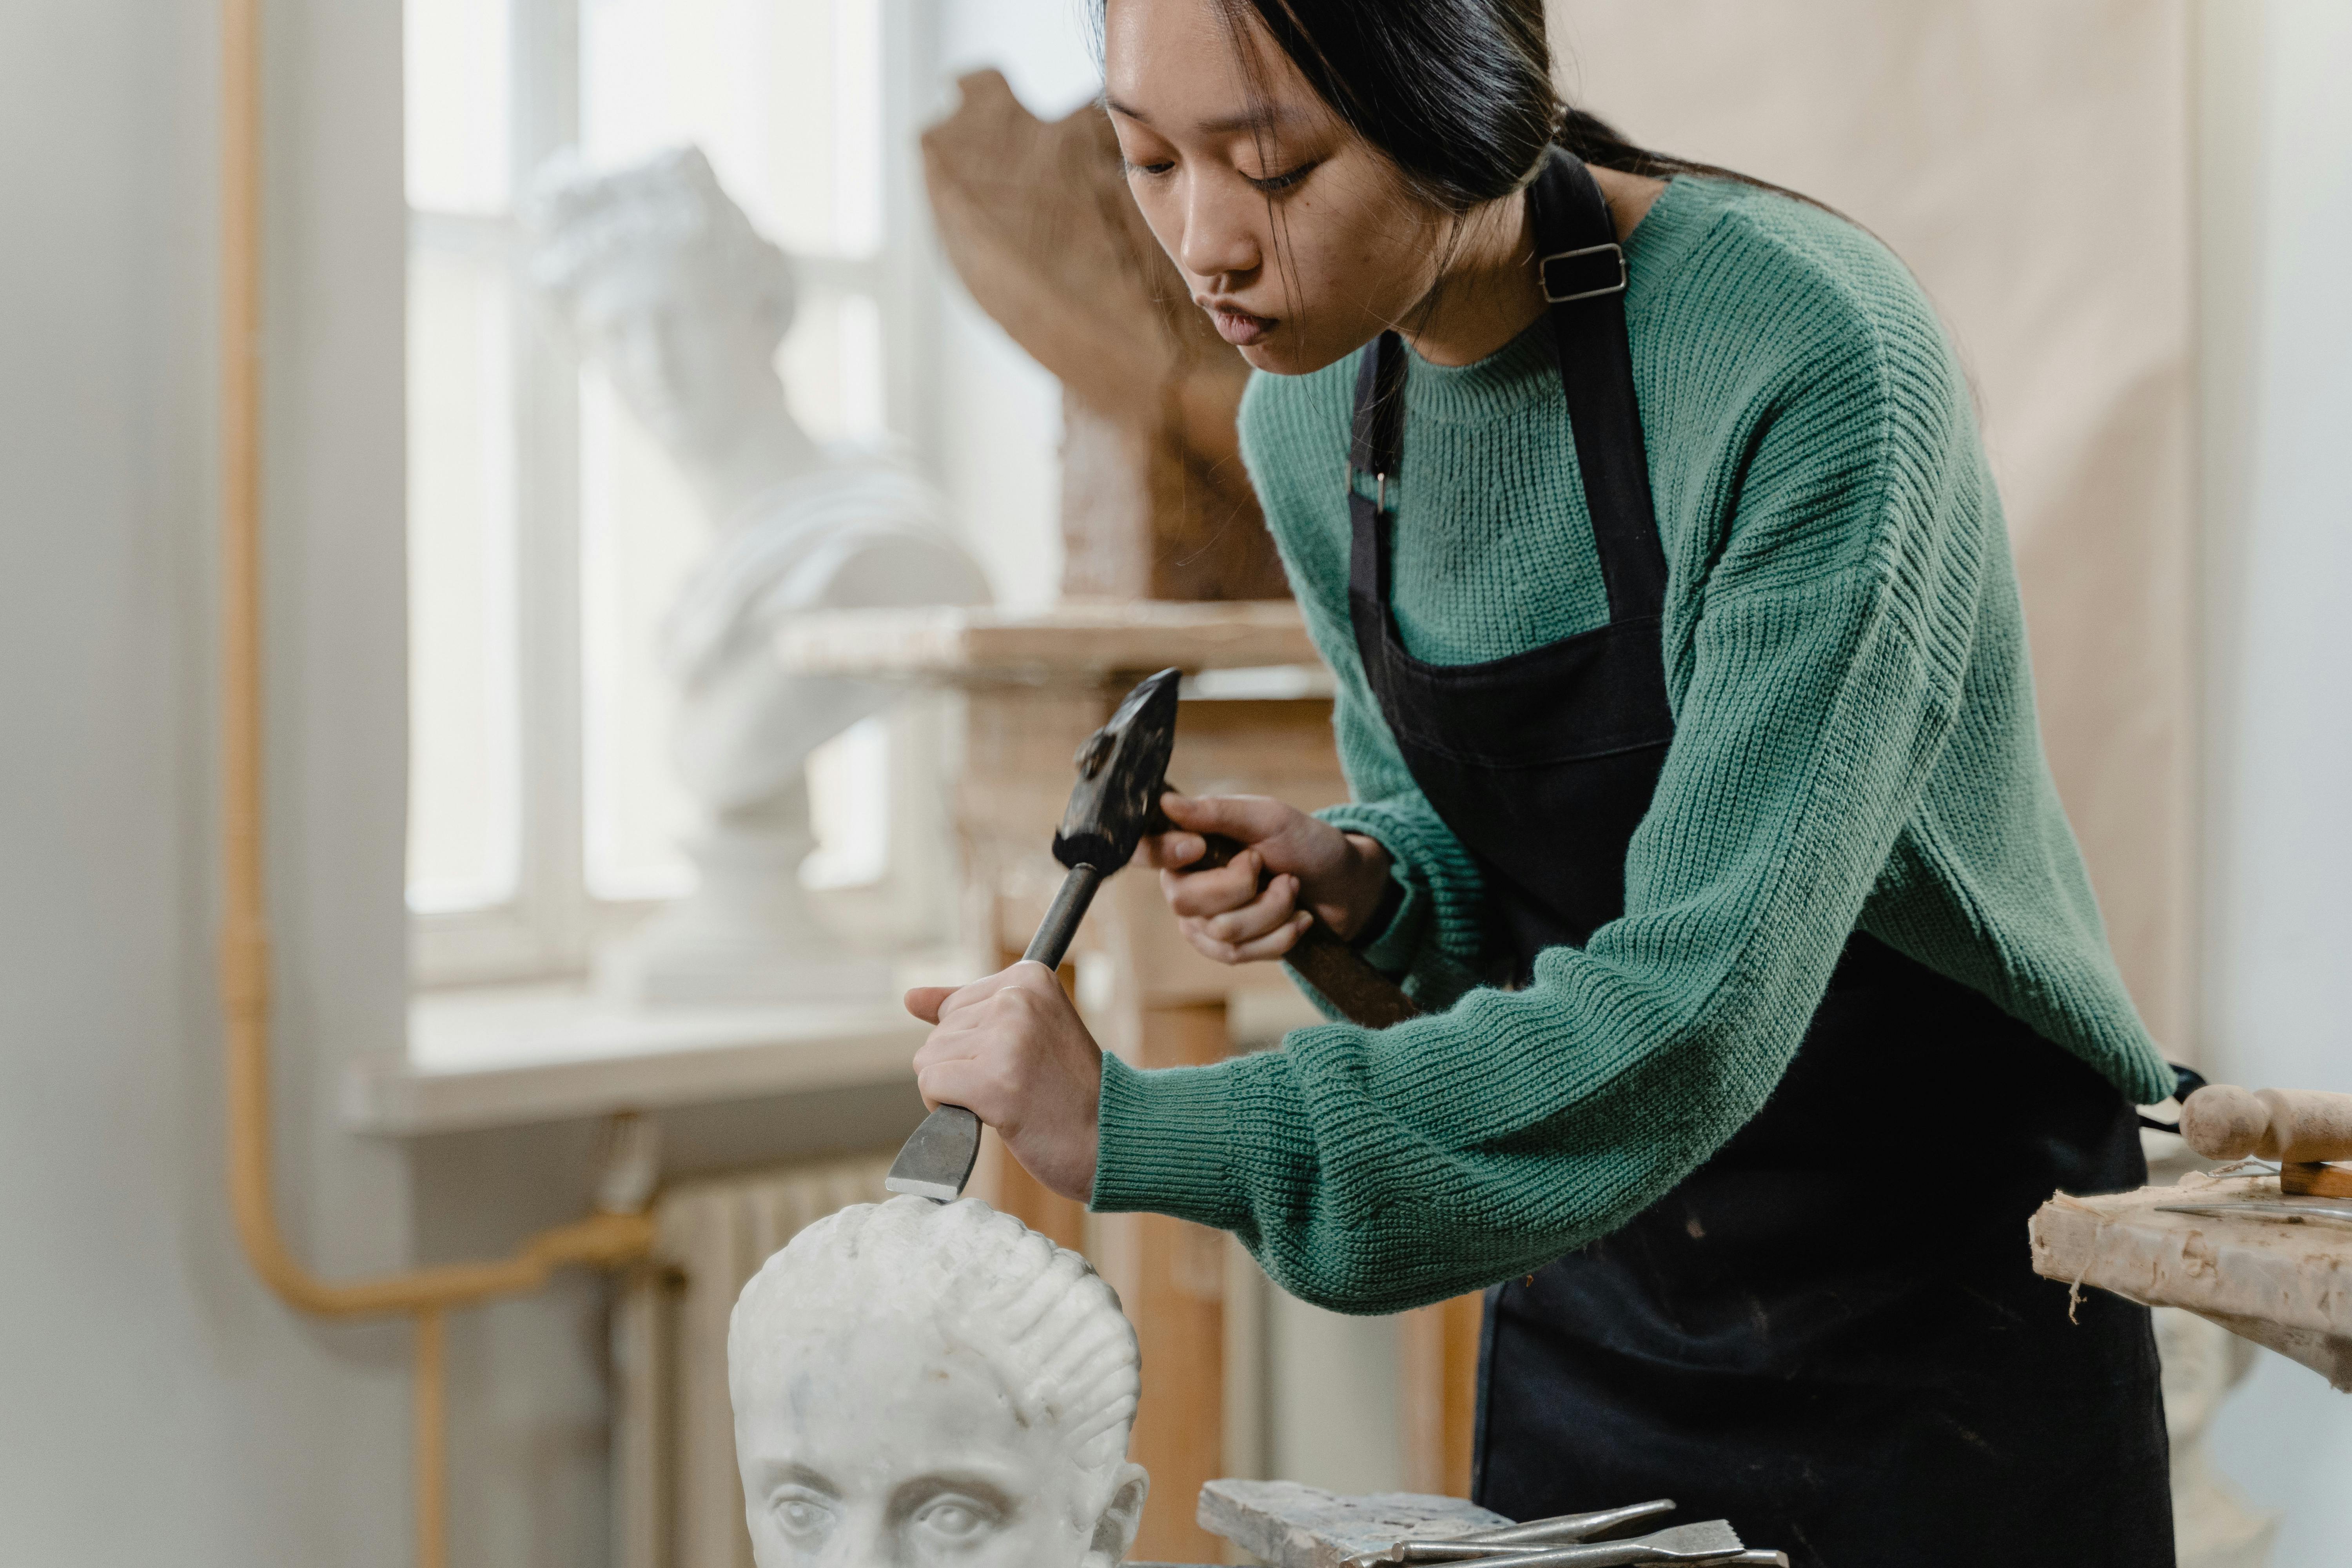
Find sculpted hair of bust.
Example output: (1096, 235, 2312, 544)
(728, 1197, 1149, 1567)
(525, 145, 811, 499)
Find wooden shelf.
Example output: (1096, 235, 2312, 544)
(771, 600, 1316, 685)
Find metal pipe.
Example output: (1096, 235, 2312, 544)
(216, 3, 652, 1561)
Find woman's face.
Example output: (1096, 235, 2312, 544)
(1103, 0, 1452, 376)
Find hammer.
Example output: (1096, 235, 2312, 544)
(885, 667, 1420, 1201)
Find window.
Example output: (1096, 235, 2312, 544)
(404, 0, 934, 987)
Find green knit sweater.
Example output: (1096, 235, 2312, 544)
(1089, 175, 2170, 1315)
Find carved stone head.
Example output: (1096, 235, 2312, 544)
(524, 145, 796, 466)
(728, 1197, 1149, 1567)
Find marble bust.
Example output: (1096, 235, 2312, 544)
(526, 147, 990, 1003)
(729, 1197, 1148, 1566)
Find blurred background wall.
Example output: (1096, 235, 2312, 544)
(1, 4, 419, 1561)
(2194, 0, 2352, 1548)
(1, 1, 2347, 1564)
(1561, 0, 2201, 1054)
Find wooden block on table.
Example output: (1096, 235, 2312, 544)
(1197, 1479, 1510, 1568)
(2281, 1160, 2352, 1198)
(2028, 1172, 2352, 1388)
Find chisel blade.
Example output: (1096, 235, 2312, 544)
(883, 1105, 982, 1202)
(1643, 1522, 1742, 1556)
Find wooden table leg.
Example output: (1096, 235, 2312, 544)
(1096, 999, 1231, 1563)
(1400, 1292, 1485, 1497)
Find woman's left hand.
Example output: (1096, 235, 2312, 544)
(904, 962, 1102, 1203)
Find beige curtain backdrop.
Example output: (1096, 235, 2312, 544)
(1553, 1, 2198, 1050)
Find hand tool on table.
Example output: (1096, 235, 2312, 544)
(2179, 1083, 2352, 1198)
(1347, 1502, 1677, 1564)
(1345, 1517, 1780, 1568)
(2154, 1198, 2352, 1230)
(886, 667, 1421, 1202)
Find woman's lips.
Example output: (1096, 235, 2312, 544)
(1207, 305, 1276, 347)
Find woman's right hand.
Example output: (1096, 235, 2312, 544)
(1144, 793, 1395, 965)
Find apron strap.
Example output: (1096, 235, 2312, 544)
(1345, 149, 1667, 626)
(1531, 150, 1667, 622)
(1348, 329, 1407, 490)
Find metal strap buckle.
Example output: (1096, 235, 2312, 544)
(1540, 241, 1627, 304)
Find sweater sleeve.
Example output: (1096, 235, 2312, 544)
(1093, 294, 1991, 1315)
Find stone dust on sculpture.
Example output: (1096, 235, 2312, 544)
(524, 147, 990, 1005)
(728, 1197, 1149, 1566)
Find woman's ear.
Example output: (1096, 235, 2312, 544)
(1083, 1464, 1151, 1566)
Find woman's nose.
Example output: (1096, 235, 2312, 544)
(1175, 172, 1262, 287)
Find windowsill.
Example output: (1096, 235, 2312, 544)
(342, 984, 928, 1137)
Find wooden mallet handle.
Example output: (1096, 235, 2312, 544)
(2180, 1084, 2352, 1164)
(1189, 831, 1421, 1030)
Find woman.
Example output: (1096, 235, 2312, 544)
(906, 1, 2177, 1559)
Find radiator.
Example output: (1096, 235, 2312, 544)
(612, 1151, 895, 1568)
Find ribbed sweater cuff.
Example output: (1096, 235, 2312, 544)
(1317, 801, 1485, 965)
(1091, 1052, 1244, 1228)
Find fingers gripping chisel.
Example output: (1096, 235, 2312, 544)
(884, 667, 1419, 1202)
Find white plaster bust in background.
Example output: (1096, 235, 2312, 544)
(730, 1197, 1148, 1566)
(526, 147, 990, 1004)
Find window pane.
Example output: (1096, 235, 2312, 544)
(801, 715, 891, 890)
(578, 0, 882, 256)
(779, 287, 887, 446)
(405, 0, 511, 214)
(407, 247, 523, 913)
(578, 367, 703, 902)
(571, 0, 900, 910)
(829, 0, 884, 256)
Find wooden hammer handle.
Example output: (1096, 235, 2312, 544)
(1191, 831, 1422, 1029)
(2180, 1084, 2352, 1163)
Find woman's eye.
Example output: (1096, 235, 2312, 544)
(1247, 161, 1317, 193)
(912, 1494, 998, 1544)
(1122, 158, 1176, 180)
(769, 1488, 835, 1541)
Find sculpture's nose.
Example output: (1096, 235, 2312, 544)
(820, 1513, 893, 1568)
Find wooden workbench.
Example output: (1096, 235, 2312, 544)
(2029, 1171, 2352, 1388)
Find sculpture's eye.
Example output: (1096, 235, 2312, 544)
(911, 1493, 999, 1546)
(768, 1486, 835, 1542)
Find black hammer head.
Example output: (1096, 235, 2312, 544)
(1052, 668, 1182, 872)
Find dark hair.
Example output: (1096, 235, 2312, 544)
(1205, 0, 1822, 215)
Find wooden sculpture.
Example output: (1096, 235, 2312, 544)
(923, 69, 1288, 602)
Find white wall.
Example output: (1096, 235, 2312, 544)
(2198, 0, 2352, 1555)
(0, 2, 416, 1562)
(928, 0, 1100, 610)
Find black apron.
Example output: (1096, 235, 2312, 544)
(1345, 151, 2172, 1567)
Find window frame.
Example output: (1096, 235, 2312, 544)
(406, 0, 943, 989)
